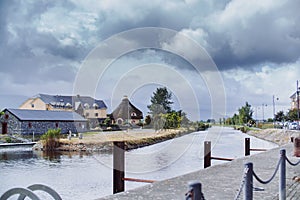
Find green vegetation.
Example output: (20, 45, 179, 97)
(194, 121, 210, 131)
(41, 129, 61, 151)
(147, 87, 173, 114)
(147, 87, 192, 130)
(233, 126, 251, 133)
(5, 137, 12, 143)
(226, 102, 254, 126)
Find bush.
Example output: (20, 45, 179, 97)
(236, 126, 250, 133)
(5, 137, 12, 143)
(196, 122, 210, 131)
(41, 129, 61, 151)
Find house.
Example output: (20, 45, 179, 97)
(111, 96, 143, 126)
(19, 94, 107, 127)
(290, 92, 299, 110)
(1, 108, 87, 135)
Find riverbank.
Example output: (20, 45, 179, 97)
(33, 127, 197, 152)
(33, 126, 300, 152)
(246, 128, 300, 146)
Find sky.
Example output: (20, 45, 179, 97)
(0, 0, 300, 121)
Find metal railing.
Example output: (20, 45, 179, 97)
(0, 184, 62, 200)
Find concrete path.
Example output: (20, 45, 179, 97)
(97, 143, 300, 200)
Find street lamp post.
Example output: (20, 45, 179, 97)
(262, 103, 267, 123)
(273, 95, 279, 128)
(297, 80, 300, 121)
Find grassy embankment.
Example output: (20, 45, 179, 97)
(51, 127, 199, 152)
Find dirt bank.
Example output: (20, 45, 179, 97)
(34, 128, 197, 152)
(246, 128, 300, 146)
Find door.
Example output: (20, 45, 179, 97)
(2, 122, 7, 134)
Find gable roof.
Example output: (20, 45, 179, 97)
(37, 94, 107, 109)
(5, 108, 87, 121)
(111, 96, 143, 120)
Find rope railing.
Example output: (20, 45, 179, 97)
(252, 157, 282, 185)
(235, 149, 300, 200)
(285, 156, 300, 166)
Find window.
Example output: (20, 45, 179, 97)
(4, 114, 9, 119)
(31, 104, 34, 108)
(95, 113, 98, 117)
(28, 122, 32, 128)
(86, 113, 90, 117)
(131, 112, 137, 117)
(55, 122, 59, 128)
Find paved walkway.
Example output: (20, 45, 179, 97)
(97, 143, 300, 200)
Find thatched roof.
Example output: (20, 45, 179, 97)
(111, 96, 143, 120)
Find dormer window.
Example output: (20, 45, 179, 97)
(66, 103, 72, 108)
(84, 103, 90, 109)
(93, 103, 98, 109)
(131, 112, 137, 117)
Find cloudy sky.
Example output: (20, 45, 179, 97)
(1, 0, 300, 121)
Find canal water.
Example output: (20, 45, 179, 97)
(0, 127, 277, 200)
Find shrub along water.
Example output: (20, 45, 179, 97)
(41, 129, 61, 151)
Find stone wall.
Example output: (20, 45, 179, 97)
(1, 110, 87, 135)
(20, 120, 87, 135)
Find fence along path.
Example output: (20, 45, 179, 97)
(98, 143, 300, 200)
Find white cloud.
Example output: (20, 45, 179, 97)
(223, 60, 300, 118)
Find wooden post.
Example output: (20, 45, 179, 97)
(204, 141, 211, 168)
(245, 138, 250, 156)
(294, 137, 300, 157)
(113, 141, 125, 194)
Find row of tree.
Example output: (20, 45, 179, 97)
(225, 102, 300, 126)
(274, 109, 300, 122)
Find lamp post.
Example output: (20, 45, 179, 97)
(273, 95, 279, 128)
(297, 80, 300, 121)
(262, 103, 267, 123)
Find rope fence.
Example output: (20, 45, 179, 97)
(187, 148, 300, 200)
(235, 148, 299, 200)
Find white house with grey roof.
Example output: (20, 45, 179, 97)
(1, 108, 87, 135)
(19, 94, 107, 121)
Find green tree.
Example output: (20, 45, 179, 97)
(163, 111, 182, 129)
(144, 115, 151, 125)
(286, 109, 299, 121)
(274, 111, 285, 122)
(238, 102, 253, 124)
(180, 111, 190, 127)
(147, 87, 173, 115)
(232, 113, 239, 125)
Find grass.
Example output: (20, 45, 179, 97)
(57, 127, 197, 151)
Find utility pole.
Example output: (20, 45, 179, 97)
(262, 103, 267, 122)
(297, 80, 300, 121)
(273, 95, 279, 128)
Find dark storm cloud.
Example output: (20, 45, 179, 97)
(203, 0, 300, 69)
(0, 0, 299, 100)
